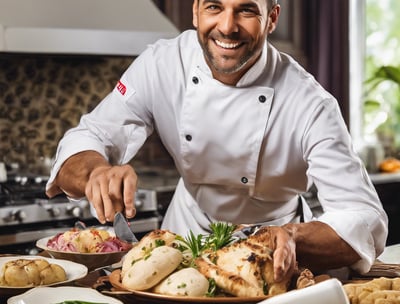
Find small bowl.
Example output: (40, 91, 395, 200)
(36, 234, 132, 272)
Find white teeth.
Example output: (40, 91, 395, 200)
(215, 39, 240, 49)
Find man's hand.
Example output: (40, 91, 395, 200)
(48, 151, 138, 224)
(254, 226, 297, 282)
(86, 164, 137, 223)
(254, 221, 361, 283)
(283, 222, 361, 273)
(269, 226, 297, 282)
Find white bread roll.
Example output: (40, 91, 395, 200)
(122, 246, 183, 291)
(153, 267, 209, 297)
(121, 229, 177, 277)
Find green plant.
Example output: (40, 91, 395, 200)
(363, 65, 400, 150)
(365, 65, 400, 92)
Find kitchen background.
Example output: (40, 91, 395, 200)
(0, 1, 184, 176)
(0, 55, 134, 171)
(0, 0, 186, 254)
(0, 54, 175, 175)
(0, 0, 399, 246)
(0, 0, 308, 175)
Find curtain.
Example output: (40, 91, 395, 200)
(305, 0, 350, 126)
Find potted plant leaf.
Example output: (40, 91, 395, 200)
(363, 65, 400, 158)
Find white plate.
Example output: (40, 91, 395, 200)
(7, 286, 123, 304)
(0, 255, 87, 295)
(378, 244, 400, 264)
(257, 279, 349, 304)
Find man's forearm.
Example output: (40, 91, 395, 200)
(283, 221, 361, 272)
(48, 150, 110, 198)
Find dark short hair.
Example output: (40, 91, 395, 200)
(196, 0, 278, 8)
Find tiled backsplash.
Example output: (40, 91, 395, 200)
(0, 54, 174, 175)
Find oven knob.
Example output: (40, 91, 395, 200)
(28, 248, 40, 255)
(135, 199, 143, 209)
(11, 209, 27, 222)
(135, 192, 146, 210)
(67, 206, 82, 217)
(47, 207, 61, 217)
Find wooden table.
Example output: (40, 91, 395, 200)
(2, 249, 400, 304)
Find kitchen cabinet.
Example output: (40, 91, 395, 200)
(156, 0, 194, 32)
(377, 182, 400, 246)
(370, 174, 400, 246)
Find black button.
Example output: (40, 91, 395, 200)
(258, 95, 266, 103)
(241, 177, 248, 184)
(192, 76, 199, 84)
(185, 134, 192, 141)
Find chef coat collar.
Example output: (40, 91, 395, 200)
(196, 40, 269, 87)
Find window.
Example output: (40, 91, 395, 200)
(350, 0, 400, 159)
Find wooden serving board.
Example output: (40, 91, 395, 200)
(351, 263, 400, 280)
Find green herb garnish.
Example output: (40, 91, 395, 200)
(155, 239, 166, 247)
(176, 230, 206, 259)
(206, 278, 217, 297)
(206, 222, 237, 251)
(176, 222, 237, 266)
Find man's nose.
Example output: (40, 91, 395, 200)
(217, 10, 239, 34)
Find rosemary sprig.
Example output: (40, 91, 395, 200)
(177, 222, 237, 260)
(176, 230, 207, 259)
(206, 222, 237, 251)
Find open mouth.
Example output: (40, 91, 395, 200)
(214, 39, 242, 49)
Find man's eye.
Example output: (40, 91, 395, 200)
(205, 5, 221, 12)
(240, 8, 259, 16)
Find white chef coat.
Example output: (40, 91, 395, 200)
(47, 30, 388, 274)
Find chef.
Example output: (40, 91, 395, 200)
(46, 0, 388, 283)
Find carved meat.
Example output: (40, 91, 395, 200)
(196, 253, 266, 297)
(195, 226, 293, 297)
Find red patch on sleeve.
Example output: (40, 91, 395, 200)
(116, 80, 127, 96)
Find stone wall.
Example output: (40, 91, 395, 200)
(0, 54, 174, 175)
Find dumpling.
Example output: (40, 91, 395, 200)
(153, 267, 209, 297)
(122, 246, 182, 291)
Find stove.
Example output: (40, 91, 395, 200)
(0, 172, 177, 255)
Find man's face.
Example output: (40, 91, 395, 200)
(193, 0, 279, 85)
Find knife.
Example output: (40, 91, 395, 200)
(113, 211, 139, 243)
(231, 224, 262, 242)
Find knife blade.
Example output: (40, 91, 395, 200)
(113, 211, 139, 243)
(231, 224, 262, 242)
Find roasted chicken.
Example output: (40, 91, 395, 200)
(195, 227, 291, 297)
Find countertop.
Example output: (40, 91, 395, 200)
(369, 172, 400, 184)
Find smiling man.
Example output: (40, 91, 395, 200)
(193, 0, 278, 85)
(46, 0, 388, 285)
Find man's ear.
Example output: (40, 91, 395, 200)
(192, 0, 199, 29)
(267, 4, 280, 34)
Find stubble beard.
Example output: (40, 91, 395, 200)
(199, 33, 255, 75)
